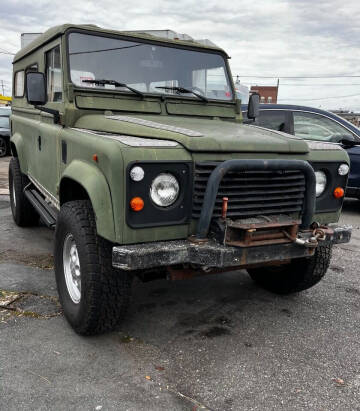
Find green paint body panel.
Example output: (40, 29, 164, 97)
(74, 114, 310, 154)
(10, 24, 350, 246)
(75, 95, 162, 114)
(61, 159, 116, 240)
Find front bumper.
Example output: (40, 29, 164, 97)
(112, 224, 352, 271)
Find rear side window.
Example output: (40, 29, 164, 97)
(256, 110, 287, 132)
(293, 112, 354, 142)
(14, 71, 24, 97)
(45, 46, 62, 102)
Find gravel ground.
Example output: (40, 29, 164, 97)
(1, 156, 360, 410)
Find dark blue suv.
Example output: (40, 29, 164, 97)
(242, 104, 360, 199)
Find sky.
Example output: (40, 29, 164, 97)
(1, 0, 360, 111)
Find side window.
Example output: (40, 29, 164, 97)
(14, 71, 24, 97)
(293, 112, 354, 142)
(45, 46, 62, 102)
(256, 110, 287, 132)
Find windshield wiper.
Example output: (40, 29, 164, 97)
(155, 86, 208, 103)
(82, 79, 144, 98)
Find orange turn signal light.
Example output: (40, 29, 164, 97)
(130, 197, 144, 211)
(333, 187, 345, 199)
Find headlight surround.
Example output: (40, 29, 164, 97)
(338, 163, 349, 176)
(150, 173, 180, 207)
(315, 170, 327, 197)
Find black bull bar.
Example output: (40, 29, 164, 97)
(195, 159, 316, 239)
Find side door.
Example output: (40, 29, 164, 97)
(32, 43, 63, 200)
(292, 110, 360, 189)
(346, 145, 360, 191)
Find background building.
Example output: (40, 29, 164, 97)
(250, 85, 279, 104)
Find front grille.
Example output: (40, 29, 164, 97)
(192, 162, 306, 219)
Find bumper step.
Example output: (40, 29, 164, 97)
(113, 225, 352, 271)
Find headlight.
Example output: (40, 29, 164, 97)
(315, 171, 327, 197)
(338, 163, 349, 176)
(150, 173, 179, 207)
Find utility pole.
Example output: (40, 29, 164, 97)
(0, 80, 4, 96)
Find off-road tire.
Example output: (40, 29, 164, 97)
(9, 157, 39, 226)
(54, 200, 133, 335)
(247, 243, 332, 294)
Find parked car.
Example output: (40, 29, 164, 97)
(0, 106, 11, 157)
(242, 104, 360, 199)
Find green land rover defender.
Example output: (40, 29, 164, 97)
(9, 24, 351, 335)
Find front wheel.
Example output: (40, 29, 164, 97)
(247, 243, 332, 294)
(54, 200, 133, 335)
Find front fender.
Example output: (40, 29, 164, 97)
(10, 132, 28, 173)
(61, 160, 115, 241)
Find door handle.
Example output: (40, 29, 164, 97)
(38, 135, 41, 151)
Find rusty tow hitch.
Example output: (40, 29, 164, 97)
(285, 224, 332, 249)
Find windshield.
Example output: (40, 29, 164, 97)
(0, 116, 9, 129)
(68, 32, 233, 101)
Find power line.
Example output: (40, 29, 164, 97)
(242, 83, 360, 87)
(279, 93, 360, 101)
(234, 75, 360, 79)
(0, 46, 15, 54)
(0, 51, 15, 55)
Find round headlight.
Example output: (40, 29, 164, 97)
(130, 166, 144, 182)
(315, 170, 327, 197)
(150, 173, 179, 207)
(338, 163, 349, 176)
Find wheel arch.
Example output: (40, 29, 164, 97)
(10, 133, 27, 170)
(60, 160, 116, 241)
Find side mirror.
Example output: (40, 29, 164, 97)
(26, 72, 46, 106)
(341, 139, 358, 147)
(247, 93, 260, 120)
(330, 134, 357, 146)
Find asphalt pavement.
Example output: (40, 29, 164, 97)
(1, 156, 360, 410)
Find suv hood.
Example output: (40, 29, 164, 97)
(74, 114, 309, 154)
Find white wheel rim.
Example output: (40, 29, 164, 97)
(63, 233, 81, 304)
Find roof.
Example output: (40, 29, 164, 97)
(13, 24, 228, 63)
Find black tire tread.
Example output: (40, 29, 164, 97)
(9, 157, 39, 226)
(247, 243, 332, 294)
(55, 200, 132, 335)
